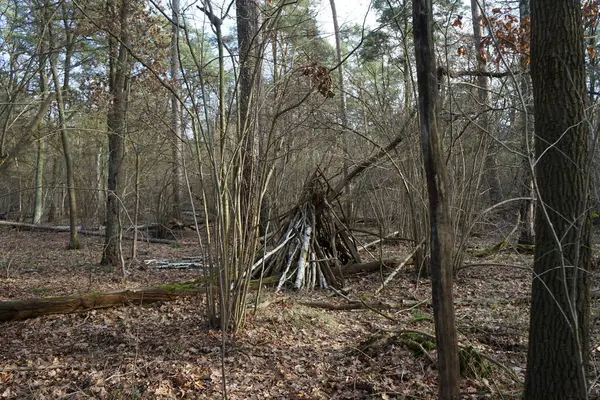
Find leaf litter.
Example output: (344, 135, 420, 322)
(1, 227, 600, 399)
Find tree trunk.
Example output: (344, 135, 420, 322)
(33, 19, 50, 226)
(412, 0, 460, 398)
(234, 0, 263, 329)
(0, 286, 205, 323)
(48, 17, 79, 249)
(47, 151, 59, 223)
(524, 0, 591, 398)
(32, 137, 45, 225)
(329, 0, 352, 222)
(236, 0, 261, 220)
(102, 0, 131, 267)
(517, 0, 535, 246)
(95, 149, 105, 227)
(470, 0, 501, 205)
(170, 0, 183, 220)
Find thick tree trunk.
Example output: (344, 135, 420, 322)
(412, 0, 460, 398)
(524, 0, 591, 398)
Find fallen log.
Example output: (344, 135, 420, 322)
(0, 220, 177, 244)
(144, 258, 205, 269)
(300, 300, 398, 311)
(0, 285, 205, 322)
(374, 239, 425, 294)
(343, 258, 408, 276)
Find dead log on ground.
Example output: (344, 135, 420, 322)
(144, 258, 205, 269)
(300, 300, 399, 311)
(0, 286, 205, 322)
(343, 258, 408, 276)
(0, 220, 177, 244)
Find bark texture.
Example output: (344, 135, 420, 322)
(0, 287, 204, 322)
(170, 0, 183, 220)
(412, 0, 460, 397)
(102, 0, 131, 267)
(524, 0, 591, 397)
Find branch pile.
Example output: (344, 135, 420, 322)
(252, 179, 360, 290)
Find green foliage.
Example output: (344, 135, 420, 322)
(410, 308, 433, 323)
(397, 332, 436, 356)
(272, 0, 334, 64)
(359, 30, 391, 62)
(31, 287, 51, 294)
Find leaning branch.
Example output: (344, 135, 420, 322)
(0, 94, 55, 175)
(328, 113, 415, 201)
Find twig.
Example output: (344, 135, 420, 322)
(0, 364, 65, 372)
(374, 238, 426, 294)
(378, 327, 522, 384)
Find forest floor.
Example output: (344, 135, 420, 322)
(0, 227, 599, 399)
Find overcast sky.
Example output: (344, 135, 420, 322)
(180, 0, 379, 45)
(314, 0, 378, 43)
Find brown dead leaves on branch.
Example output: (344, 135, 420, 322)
(453, 1, 600, 66)
(299, 62, 335, 98)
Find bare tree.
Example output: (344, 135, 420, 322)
(48, 0, 80, 249)
(102, 0, 132, 268)
(170, 0, 183, 220)
(329, 0, 352, 221)
(412, 0, 460, 397)
(517, 0, 535, 246)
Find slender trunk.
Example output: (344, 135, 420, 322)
(517, 0, 535, 245)
(47, 151, 59, 223)
(33, 16, 50, 226)
(95, 149, 105, 227)
(170, 0, 182, 220)
(470, 0, 501, 205)
(412, 0, 460, 397)
(131, 150, 140, 260)
(32, 137, 45, 225)
(102, 0, 131, 267)
(15, 157, 22, 222)
(49, 34, 79, 249)
(329, 0, 352, 221)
